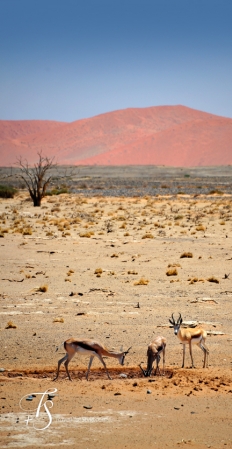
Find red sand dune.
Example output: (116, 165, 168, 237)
(0, 105, 231, 166)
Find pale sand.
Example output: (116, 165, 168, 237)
(0, 189, 232, 448)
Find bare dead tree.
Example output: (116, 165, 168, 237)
(16, 152, 56, 207)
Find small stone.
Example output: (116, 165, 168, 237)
(147, 389, 152, 394)
(119, 373, 127, 378)
(0, 368, 5, 372)
(83, 405, 92, 409)
(114, 392, 121, 396)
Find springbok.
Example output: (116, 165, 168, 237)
(54, 338, 132, 381)
(139, 336, 166, 377)
(169, 313, 209, 368)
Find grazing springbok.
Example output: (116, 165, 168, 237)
(54, 338, 132, 381)
(169, 313, 209, 368)
(139, 336, 166, 377)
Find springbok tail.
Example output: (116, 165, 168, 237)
(55, 342, 64, 352)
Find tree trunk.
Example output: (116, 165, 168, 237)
(32, 196, 42, 207)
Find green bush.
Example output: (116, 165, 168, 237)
(45, 188, 69, 196)
(0, 185, 18, 198)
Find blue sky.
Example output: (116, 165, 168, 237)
(1, 0, 232, 121)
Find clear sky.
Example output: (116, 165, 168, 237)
(1, 0, 232, 122)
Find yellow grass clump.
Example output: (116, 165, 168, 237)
(207, 276, 219, 284)
(142, 233, 154, 239)
(180, 252, 193, 258)
(79, 232, 94, 238)
(134, 278, 149, 285)
(166, 268, 178, 276)
(5, 321, 17, 329)
(53, 317, 64, 323)
(196, 225, 206, 231)
(94, 268, 103, 274)
(128, 270, 138, 275)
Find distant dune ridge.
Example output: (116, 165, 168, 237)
(0, 105, 231, 167)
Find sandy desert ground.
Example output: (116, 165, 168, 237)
(0, 167, 232, 448)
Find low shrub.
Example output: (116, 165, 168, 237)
(134, 278, 149, 285)
(0, 185, 18, 198)
(45, 188, 69, 196)
(207, 276, 219, 284)
(166, 268, 178, 276)
(180, 252, 193, 258)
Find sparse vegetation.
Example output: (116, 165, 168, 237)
(79, 232, 94, 238)
(5, 321, 17, 329)
(207, 276, 219, 284)
(196, 225, 206, 231)
(166, 268, 178, 276)
(38, 284, 48, 292)
(53, 317, 64, 323)
(0, 185, 18, 198)
(180, 252, 193, 258)
(142, 233, 154, 239)
(134, 278, 149, 285)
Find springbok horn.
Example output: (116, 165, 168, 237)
(139, 364, 148, 377)
(124, 346, 132, 355)
(177, 312, 182, 324)
(169, 313, 175, 325)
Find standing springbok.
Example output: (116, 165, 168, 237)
(53, 338, 132, 381)
(169, 313, 209, 368)
(139, 336, 166, 377)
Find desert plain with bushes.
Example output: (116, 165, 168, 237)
(0, 166, 232, 449)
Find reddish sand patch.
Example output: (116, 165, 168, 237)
(0, 105, 232, 166)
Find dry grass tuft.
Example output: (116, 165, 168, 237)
(189, 277, 198, 284)
(134, 278, 149, 285)
(94, 268, 103, 274)
(79, 232, 94, 238)
(53, 317, 64, 323)
(207, 276, 219, 284)
(38, 284, 48, 292)
(180, 252, 193, 258)
(22, 228, 33, 235)
(142, 233, 154, 239)
(166, 268, 178, 276)
(111, 253, 119, 258)
(196, 225, 206, 231)
(128, 270, 138, 275)
(5, 321, 17, 329)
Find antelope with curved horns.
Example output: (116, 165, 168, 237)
(139, 336, 166, 377)
(53, 338, 132, 381)
(169, 313, 209, 368)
